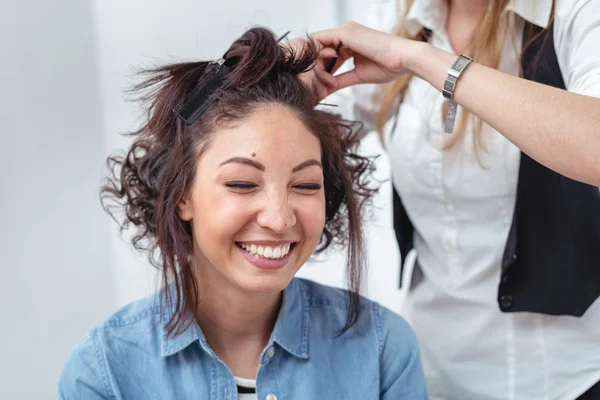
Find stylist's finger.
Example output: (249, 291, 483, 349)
(311, 46, 353, 93)
(316, 47, 343, 75)
(320, 46, 352, 76)
(328, 46, 354, 74)
(330, 70, 361, 91)
(311, 22, 390, 61)
(319, 47, 338, 59)
(311, 23, 354, 48)
(314, 68, 338, 89)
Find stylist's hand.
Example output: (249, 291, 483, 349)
(289, 38, 339, 104)
(306, 22, 420, 103)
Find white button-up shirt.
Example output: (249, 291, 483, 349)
(329, 0, 600, 398)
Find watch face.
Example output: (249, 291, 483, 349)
(454, 57, 471, 71)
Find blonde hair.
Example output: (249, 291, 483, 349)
(376, 0, 514, 153)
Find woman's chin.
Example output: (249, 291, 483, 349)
(236, 274, 294, 294)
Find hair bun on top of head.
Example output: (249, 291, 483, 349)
(173, 27, 318, 126)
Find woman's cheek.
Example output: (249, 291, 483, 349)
(297, 194, 326, 236)
(196, 192, 256, 234)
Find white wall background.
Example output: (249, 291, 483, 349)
(0, 1, 114, 398)
(0, 0, 400, 398)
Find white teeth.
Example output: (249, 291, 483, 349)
(240, 243, 292, 259)
(263, 247, 273, 258)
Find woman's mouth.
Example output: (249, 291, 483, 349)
(237, 242, 293, 259)
(235, 241, 297, 269)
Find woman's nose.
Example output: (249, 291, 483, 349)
(256, 193, 297, 232)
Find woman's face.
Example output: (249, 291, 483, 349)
(178, 105, 326, 295)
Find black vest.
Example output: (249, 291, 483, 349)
(393, 21, 600, 317)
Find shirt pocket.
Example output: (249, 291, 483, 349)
(443, 126, 520, 201)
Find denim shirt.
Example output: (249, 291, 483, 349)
(59, 278, 428, 399)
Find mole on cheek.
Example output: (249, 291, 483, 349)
(251, 152, 256, 157)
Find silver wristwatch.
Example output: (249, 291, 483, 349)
(443, 54, 473, 134)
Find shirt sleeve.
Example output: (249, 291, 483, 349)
(58, 331, 113, 400)
(377, 305, 428, 400)
(554, 0, 600, 97)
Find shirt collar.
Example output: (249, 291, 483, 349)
(159, 287, 204, 357)
(404, 0, 447, 36)
(160, 279, 309, 359)
(506, 0, 553, 29)
(269, 278, 309, 359)
(403, 0, 553, 37)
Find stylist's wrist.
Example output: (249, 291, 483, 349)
(401, 40, 428, 75)
(406, 41, 456, 93)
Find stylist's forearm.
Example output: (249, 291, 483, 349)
(407, 41, 600, 186)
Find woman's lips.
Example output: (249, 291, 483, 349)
(236, 242, 296, 270)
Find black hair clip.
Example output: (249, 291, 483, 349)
(173, 56, 236, 126)
(325, 41, 343, 74)
(277, 31, 291, 43)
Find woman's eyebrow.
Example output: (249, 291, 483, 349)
(292, 159, 322, 173)
(218, 157, 265, 171)
(218, 157, 322, 173)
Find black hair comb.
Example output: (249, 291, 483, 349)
(173, 57, 237, 126)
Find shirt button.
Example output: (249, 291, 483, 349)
(443, 233, 454, 250)
(266, 394, 278, 400)
(267, 347, 275, 358)
(444, 203, 454, 214)
(499, 294, 513, 310)
(431, 137, 443, 150)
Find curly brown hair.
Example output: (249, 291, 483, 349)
(101, 27, 377, 336)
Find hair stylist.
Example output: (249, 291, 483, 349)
(303, 1, 600, 398)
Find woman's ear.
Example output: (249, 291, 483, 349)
(177, 194, 193, 221)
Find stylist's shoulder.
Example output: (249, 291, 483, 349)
(58, 329, 112, 400)
(376, 303, 428, 399)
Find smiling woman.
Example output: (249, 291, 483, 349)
(58, 27, 428, 399)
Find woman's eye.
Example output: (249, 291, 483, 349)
(225, 182, 258, 190)
(294, 183, 322, 191)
